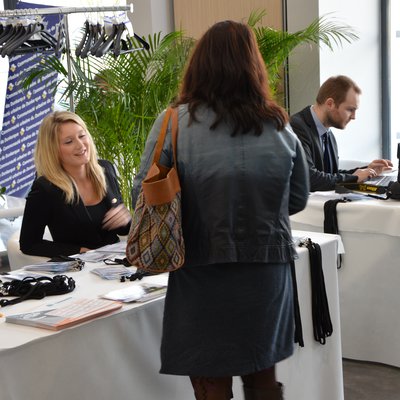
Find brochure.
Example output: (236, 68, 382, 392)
(23, 260, 84, 273)
(91, 265, 133, 280)
(5, 298, 122, 331)
(78, 241, 127, 262)
(101, 283, 167, 303)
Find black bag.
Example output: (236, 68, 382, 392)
(0, 275, 75, 307)
(387, 181, 400, 199)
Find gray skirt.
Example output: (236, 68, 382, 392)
(160, 262, 294, 377)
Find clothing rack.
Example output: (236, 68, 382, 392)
(0, 5, 133, 17)
(0, 5, 133, 111)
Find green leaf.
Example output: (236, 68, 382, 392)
(248, 10, 359, 97)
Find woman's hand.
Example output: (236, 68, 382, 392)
(102, 204, 132, 230)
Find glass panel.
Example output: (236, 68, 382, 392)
(390, 0, 400, 161)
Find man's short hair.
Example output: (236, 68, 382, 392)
(316, 75, 361, 106)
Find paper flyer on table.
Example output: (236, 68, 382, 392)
(5, 298, 122, 330)
(101, 283, 167, 303)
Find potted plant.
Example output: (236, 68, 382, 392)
(24, 11, 357, 209)
(248, 10, 358, 103)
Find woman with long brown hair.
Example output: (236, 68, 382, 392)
(132, 20, 309, 400)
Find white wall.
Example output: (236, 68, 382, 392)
(127, 0, 174, 38)
(287, 0, 382, 162)
(286, 0, 320, 114)
(319, 0, 381, 162)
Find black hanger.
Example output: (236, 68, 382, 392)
(2, 22, 59, 57)
(90, 23, 106, 55)
(113, 29, 150, 57)
(95, 23, 118, 57)
(79, 22, 97, 58)
(0, 23, 14, 44)
(0, 22, 33, 57)
(112, 23, 126, 57)
(75, 20, 90, 57)
(0, 23, 23, 48)
(18, 28, 58, 55)
(54, 17, 66, 57)
(133, 33, 150, 51)
(80, 22, 103, 58)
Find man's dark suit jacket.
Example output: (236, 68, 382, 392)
(20, 160, 130, 257)
(290, 106, 362, 191)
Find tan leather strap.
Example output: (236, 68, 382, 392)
(170, 107, 179, 168)
(152, 107, 179, 168)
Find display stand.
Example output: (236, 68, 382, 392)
(0, 5, 133, 111)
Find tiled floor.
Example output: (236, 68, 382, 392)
(343, 359, 400, 400)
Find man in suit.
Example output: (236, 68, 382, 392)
(290, 75, 392, 191)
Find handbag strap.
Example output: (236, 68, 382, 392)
(152, 107, 179, 168)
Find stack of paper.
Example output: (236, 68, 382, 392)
(91, 265, 133, 280)
(24, 261, 83, 273)
(0, 271, 49, 280)
(101, 283, 167, 303)
(79, 241, 127, 262)
(5, 298, 122, 330)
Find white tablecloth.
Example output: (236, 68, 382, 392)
(0, 195, 25, 220)
(290, 191, 400, 367)
(0, 195, 25, 254)
(0, 232, 343, 400)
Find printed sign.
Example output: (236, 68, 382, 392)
(0, 2, 61, 198)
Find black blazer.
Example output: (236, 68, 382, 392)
(290, 106, 361, 191)
(20, 160, 130, 257)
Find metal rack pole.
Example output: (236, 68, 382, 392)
(0, 5, 133, 17)
(62, 14, 74, 111)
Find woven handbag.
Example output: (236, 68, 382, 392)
(126, 107, 185, 273)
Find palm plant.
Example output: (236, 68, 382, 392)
(248, 10, 359, 100)
(24, 11, 357, 209)
(72, 32, 194, 207)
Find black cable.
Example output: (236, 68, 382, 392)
(290, 260, 304, 347)
(300, 239, 333, 345)
(323, 198, 349, 268)
(0, 275, 75, 307)
(323, 199, 346, 234)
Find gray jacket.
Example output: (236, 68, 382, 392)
(132, 105, 309, 267)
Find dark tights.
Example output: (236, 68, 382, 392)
(190, 366, 277, 400)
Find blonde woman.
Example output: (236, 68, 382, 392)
(20, 111, 131, 257)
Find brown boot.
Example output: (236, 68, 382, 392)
(190, 376, 233, 400)
(243, 382, 284, 400)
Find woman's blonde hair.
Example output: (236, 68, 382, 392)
(34, 111, 107, 204)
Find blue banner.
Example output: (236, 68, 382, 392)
(0, 2, 61, 198)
